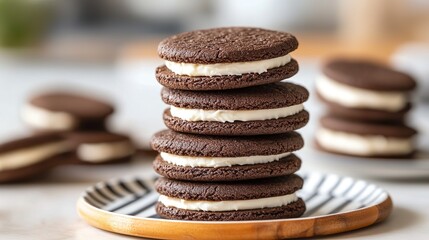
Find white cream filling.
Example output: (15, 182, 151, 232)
(21, 104, 77, 131)
(77, 141, 135, 163)
(165, 54, 291, 76)
(316, 127, 414, 156)
(160, 152, 291, 168)
(316, 74, 407, 112)
(158, 193, 298, 211)
(170, 104, 304, 123)
(0, 141, 71, 171)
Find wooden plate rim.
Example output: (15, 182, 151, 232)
(77, 181, 393, 239)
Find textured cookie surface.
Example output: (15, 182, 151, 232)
(161, 82, 308, 110)
(155, 174, 303, 201)
(151, 130, 304, 157)
(153, 154, 301, 181)
(156, 198, 305, 221)
(322, 59, 416, 91)
(158, 27, 298, 64)
(29, 92, 114, 119)
(320, 116, 417, 138)
(163, 109, 309, 136)
(156, 60, 298, 90)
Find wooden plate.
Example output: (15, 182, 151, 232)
(77, 172, 393, 239)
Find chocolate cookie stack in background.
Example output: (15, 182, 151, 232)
(20, 92, 136, 165)
(151, 27, 309, 221)
(315, 59, 417, 158)
(0, 92, 136, 183)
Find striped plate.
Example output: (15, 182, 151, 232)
(77, 172, 393, 239)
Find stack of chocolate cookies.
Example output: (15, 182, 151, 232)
(151, 27, 309, 221)
(315, 58, 417, 158)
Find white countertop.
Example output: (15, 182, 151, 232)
(1, 156, 429, 240)
(1, 59, 429, 239)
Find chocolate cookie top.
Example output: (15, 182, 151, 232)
(320, 116, 417, 138)
(322, 58, 416, 91)
(161, 82, 308, 110)
(65, 132, 132, 146)
(29, 92, 114, 119)
(158, 27, 298, 64)
(151, 129, 304, 157)
(155, 174, 303, 201)
(0, 133, 65, 154)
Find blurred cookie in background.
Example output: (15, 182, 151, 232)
(320, 100, 413, 124)
(315, 115, 417, 159)
(316, 58, 416, 123)
(0, 133, 73, 183)
(315, 57, 420, 159)
(65, 131, 136, 164)
(0, 131, 137, 183)
(22, 92, 115, 132)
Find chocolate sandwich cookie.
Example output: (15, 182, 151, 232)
(155, 174, 306, 221)
(151, 130, 303, 181)
(162, 82, 309, 136)
(319, 92, 412, 123)
(316, 58, 416, 122)
(156, 27, 299, 90)
(0, 133, 73, 183)
(22, 92, 114, 132)
(65, 132, 135, 164)
(315, 116, 417, 158)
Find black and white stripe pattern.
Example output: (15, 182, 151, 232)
(82, 173, 388, 219)
(83, 176, 159, 217)
(299, 172, 387, 217)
